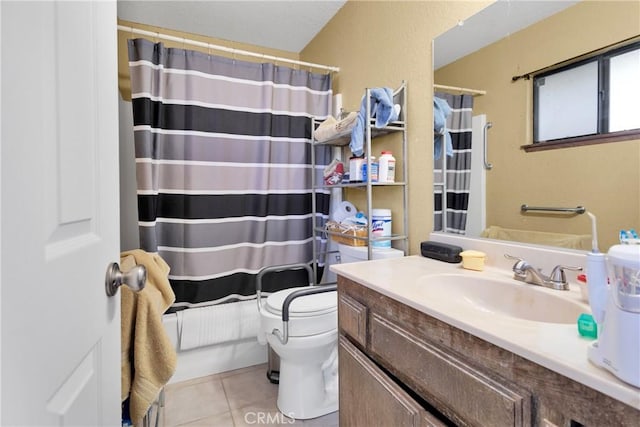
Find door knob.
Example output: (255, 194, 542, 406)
(105, 262, 147, 297)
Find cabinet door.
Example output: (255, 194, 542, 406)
(339, 336, 448, 427)
(369, 313, 532, 427)
(338, 294, 368, 347)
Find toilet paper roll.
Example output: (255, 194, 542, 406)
(331, 201, 357, 223)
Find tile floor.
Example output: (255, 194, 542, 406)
(156, 363, 339, 427)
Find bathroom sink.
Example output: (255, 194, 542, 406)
(413, 273, 587, 324)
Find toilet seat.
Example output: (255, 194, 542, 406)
(259, 286, 337, 338)
(265, 286, 337, 318)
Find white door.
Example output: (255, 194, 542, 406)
(1, 1, 121, 425)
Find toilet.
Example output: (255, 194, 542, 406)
(258, 286, 338, 420)
(336, 243, 405, 264)
(256, 246, 404, 419)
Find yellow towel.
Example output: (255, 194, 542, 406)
(120, 249, 176, 427)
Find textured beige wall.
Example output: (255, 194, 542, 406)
(434, 1, 640, 250)
(302, 0, 490, 254)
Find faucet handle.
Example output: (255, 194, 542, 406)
(504, 254, 528, 272)
(549, 265, 583, 285)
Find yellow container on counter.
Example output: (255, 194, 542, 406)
(459, 250, 487, 271)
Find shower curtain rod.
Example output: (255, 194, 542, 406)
(118, 25, 340, 73)
(433, 83, 486, 97)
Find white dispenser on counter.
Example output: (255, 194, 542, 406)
(587, 243, 640, 388)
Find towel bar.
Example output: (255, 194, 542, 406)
(142, 389, 164, 427)
(483, 122, 493, 170)
(521, 204, 586, 214)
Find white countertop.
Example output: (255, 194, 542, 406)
(331, 255, 640, 410)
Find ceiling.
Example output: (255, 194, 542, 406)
(117, 0, 580, 65)
(117, 0, 347, 53)
(434, 0, 579, 69)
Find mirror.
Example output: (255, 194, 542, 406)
(433, 0, 640, 251)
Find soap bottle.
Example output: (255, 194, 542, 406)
(349, 156, 364, 182)
(378, 151, 396, 182)
(361, 156, 378, 182)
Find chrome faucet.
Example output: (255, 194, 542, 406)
(504, 254, 582, 291)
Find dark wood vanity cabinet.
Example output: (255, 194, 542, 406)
(337, 276, 640, 427)
(340, 336, 447, 427)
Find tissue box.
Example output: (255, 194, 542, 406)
(420, 241, 462, 263)
(459, 250, 487, 271)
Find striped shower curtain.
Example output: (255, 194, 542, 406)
(128, 38, 332, 311)
(433, 93, 473, 234)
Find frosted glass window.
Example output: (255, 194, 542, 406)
(609, 49, 640, 132)
(532, 42, 640, 147)
(535, 61, 598, 142)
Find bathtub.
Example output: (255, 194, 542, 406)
(162, 304, 267, 384)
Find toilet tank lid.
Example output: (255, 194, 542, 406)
(265, 286, 337, 317)
(338, 244, 404, 260)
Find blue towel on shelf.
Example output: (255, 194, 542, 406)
(434, 97, 453, 160)
(350, 87, 399, 156)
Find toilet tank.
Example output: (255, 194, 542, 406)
(337, 243, 404, 264)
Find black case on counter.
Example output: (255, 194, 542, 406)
(420, 241, 463, 263)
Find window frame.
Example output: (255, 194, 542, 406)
(524, 41, 640, 152)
